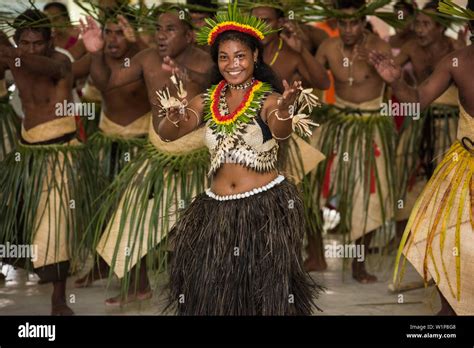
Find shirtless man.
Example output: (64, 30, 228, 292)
(395, 2, 465, 89)
(314, 0, 393, 283)
(369, 0, 474, 316)
(392, 1, 466, 237)
(80, 8, 213, 305)
(73, 15, 150, 128)
(82, 11, 212, 121)
(0, 9, 80, 315)
(316, 12, 391, 103)
(250, 5, 329, 89)
(72, 14, 151, 289)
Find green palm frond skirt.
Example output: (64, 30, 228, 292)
(87, 131, 148, 190)
(0, 94, 20, 161)
(89, 126, 209, 297)
(0, 134, 96, 282)
(395, 101, 459, 221)
(313, 98, 397, 243)
(86, 111, 151, 190)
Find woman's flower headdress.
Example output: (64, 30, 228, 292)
(196, 1, 275, 46)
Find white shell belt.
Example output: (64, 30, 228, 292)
(205, 175, 285, 201)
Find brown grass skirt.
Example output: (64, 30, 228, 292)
(166, 179, 323, 315)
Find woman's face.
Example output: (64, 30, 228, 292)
(217, 39, 257, 85)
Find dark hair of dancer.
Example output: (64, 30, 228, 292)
(13, 9, 52, 42)
(423, 0, 440, 10)
(210, 30, 283, 93)
(334, 0, 366, 11)
(43, 2, 70, 21)
(422, 0, 449, 31)
(156, 4, 194, 31)
(187, 0, 218, 12)
(263, 4, 285, 19)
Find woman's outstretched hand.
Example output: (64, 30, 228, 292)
(278, 80, 302, 116)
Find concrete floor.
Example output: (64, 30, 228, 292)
(0, 241, 440, 316)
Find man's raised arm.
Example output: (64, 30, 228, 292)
(0, 45, 70, 80)
(369, 50, 453, 110)
(81, 16, 143, 91)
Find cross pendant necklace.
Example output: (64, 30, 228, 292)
(339, 34, 366, 87)
(348, 61, 354, 86)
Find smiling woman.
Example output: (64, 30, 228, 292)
(210, 29, 282, 93)
(157, 3, 323, 316)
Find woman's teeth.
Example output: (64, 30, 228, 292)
(228, 71, 242, 76)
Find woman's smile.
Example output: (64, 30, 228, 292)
(227, 70, 243, 76)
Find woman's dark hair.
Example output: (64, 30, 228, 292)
(210, 30, 283, 93)
(43, 2, 70, 21)
(13, 9, 52, 42)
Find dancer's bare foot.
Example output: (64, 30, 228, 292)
(105, 289, 152, 307)
(51, 280, 74, 315)
(303, 256, 328, 272)
(51, 303, 74, 316)
(74, 258, 109, 288)
(352, 231, 377, 283)
(304, 233, 327, 272)
(105, 257, 152, 306)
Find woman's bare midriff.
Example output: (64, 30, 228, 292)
(210, 163, 279, 196)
